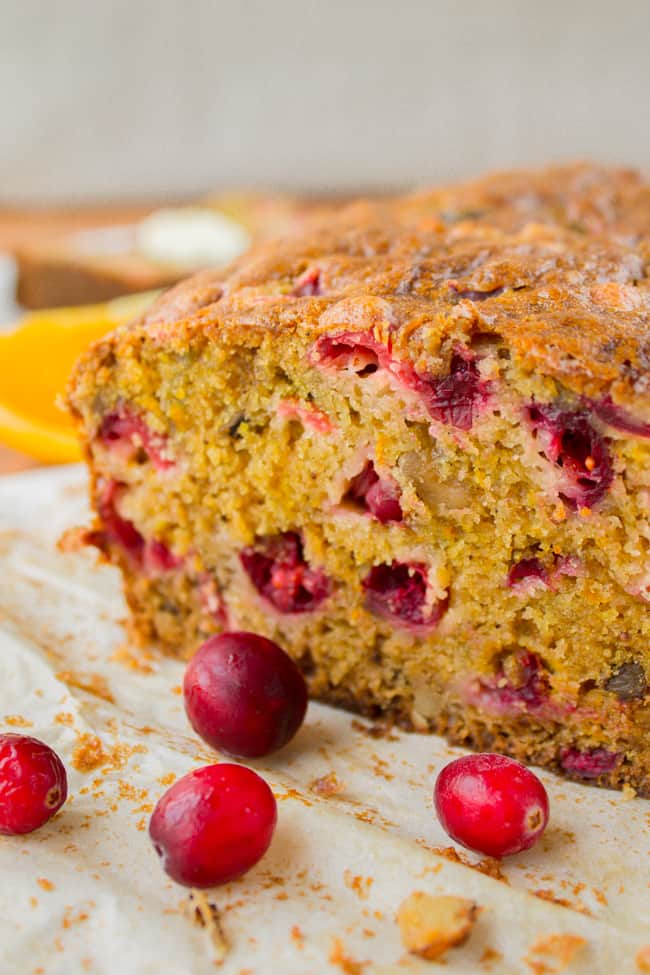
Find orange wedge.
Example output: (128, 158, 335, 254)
(0, 292, 157, 463)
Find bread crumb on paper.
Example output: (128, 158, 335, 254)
(4, 714, 33, 728)
(71, 734, 109, 772)
(343, 871, 374, 901)
(185, 890, 228, 965)
(636, 945, 650, 972)
(110, 643, 155, 674)
(480, 947, 503, 970)
(37, 878, 55, 892)
(290, 925, 304, 949)
(531, 888, 592, 916)
(396, 891, 478, 961)
(329, 936, 368, 974)
(309, 771, 344, 797)
(71, 733, 146, 774)
(429, 844, 509, 884)
(55, 670, 115, 704)
(524, 933, 586, 974)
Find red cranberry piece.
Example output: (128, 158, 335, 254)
(0, 734, 68, 835)
(240, 532, 330, 614)
(149, 763, 277, 887)
(292, 268, 322, 296)
(559, 747, 622, 779)
(311, 331, 389, 376)
(590, 396, 650, 439)
(143, 539, 182, 574)
(183, 632, 308, 758)
(345, 461, 403, 523)
(362, 561, 447, 628)
(98, 410, 173, 471)
(97, 480, 145, 563)
(507, 558, 549, 590)
(409, 353, 488, 431)
(525, 403, 613, 509)
(495, 651, 549, 711)
(434, 753, 549, 858)
(95, 480, 181, 574)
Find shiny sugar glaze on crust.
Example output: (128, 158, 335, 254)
(68, 163, 650, 796)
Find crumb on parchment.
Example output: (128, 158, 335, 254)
(428, 845, 509, 884)
(329, 936, 368, 974)
(396, 891, 479, 961)
(4, 715, 33, 728)
(71, 733, 146, 774)
(185, 890, 228, 965)
(343, 871, 373, 901)
(636, 945, 650, 972)
(524, 933, 586, 974)
(309, 771, 344, 797)
(55, 670, 115, 704)
(531, 888, 592, 916)
(480, 946, 503, 970)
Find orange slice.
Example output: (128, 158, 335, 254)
(0, 292, 157, 463)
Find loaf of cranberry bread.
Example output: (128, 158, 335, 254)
(68, 164, 650, 795)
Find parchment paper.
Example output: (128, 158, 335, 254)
(0, 465, 648, 974)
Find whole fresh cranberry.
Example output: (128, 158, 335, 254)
(0, 734, 68, 835)
(434, 753, 549, 858)
(149, 763, 277, 887)
(183, 632, 308, 758)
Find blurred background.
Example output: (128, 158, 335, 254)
(0, 0, 648, 471)
(3, 0, 650, 201)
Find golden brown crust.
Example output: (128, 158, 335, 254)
(132, 163, 650, 411)
(65, 164, 650, 799)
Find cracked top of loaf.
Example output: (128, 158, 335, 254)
(84, 163, 650, 412)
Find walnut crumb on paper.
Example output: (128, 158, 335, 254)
(185, 890, 228, 964)
(309, 771, 344, 797)
(524, 933, 586, 974)
(396, 891, 478, 961)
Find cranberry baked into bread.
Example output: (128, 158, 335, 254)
(68, 164, 650, 795)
